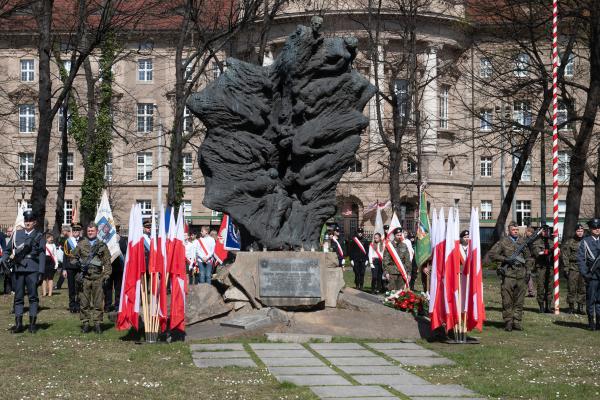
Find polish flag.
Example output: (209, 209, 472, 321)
(169, 205, 187, 333)
(464, 208, 486, 331)
(157, 207, 168, 332)
(116, 205, 145, 331)
(213, 214, 229, 265)
(443, 208, 461, 331)
(429, 208, 446, 331)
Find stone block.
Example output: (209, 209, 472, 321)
(253, 349, 314, 358)
(267, 366, 337, 375)
(390, 384, 476, 397)
(315, 349, 375, 358)
(186, 284, 233, 325)
(192, 358, 257, 368)
(190, 343, 244, 351)
(220, 312, 272, 330)
(250, 343, 304, 350)
(192, 350, 249, 359)
(353, 374, 430, 386)
(325, 357, 392, 366)
(224, 286, 250, 302)
(392, 357, 455, 367)
(310, 385, 394, 398)
(261, 357, 325, 367)
(275, 375, 351, 386)
(266, 332, 332, 343)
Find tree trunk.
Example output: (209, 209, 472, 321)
(31, 0, 53, 229)
(539, 128, 546, 225)
(389, 148, 402, 213)
(595, 145, 600, 217)
(53, 97, 69, 235)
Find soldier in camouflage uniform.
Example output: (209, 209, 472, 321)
(383, 228, 411, 291)
(530, 225, 554, 313)
(74, 223, 112, 334)
(487, 222, 532, 331)
(561, 224, 586, 315)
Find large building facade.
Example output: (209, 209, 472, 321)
(0, 1, 595, 241)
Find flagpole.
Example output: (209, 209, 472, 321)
(551, 0, 560, 315)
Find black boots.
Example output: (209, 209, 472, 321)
(10, 316, 25, 333)
(539, 303, 545, 313)
(577, 304, 585, 315)
(568, 303, 574, 315)
(589, 316, 596, 331)
(81, 323, 91, 333)
(28, 316, 38, 334)
(94, 323, 102, 334)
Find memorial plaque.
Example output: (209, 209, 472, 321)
(259, 258, 321, 298)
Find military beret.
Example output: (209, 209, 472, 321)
(588, 218, 600, 229)
(143, 220, 152, 228)
(575, 224, 585, 230)
(383, 224, 390, 230)
(357, 227, 364, 234)
(393, 227, 402, 235)
(72, 223, 82, 230)
(460, 230, 469, 238)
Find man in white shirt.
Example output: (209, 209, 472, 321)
(194, 226, 215, 284)
(184, 231, 197, 285)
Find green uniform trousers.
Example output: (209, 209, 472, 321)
(566, 269, 586, 306)
(80, 273, 105, 324)
(536, 267, 553, 306)
(387, 274, 404, 291)
(501, 276, 527, 326)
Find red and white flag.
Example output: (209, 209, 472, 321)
(169, 205, 187, 333)
(214, 215, 229, 265)
(116, 205, 145, 331)
(463, 208, 486, 331)
(429, 208, 446, 331)
(443, 208, 461, 331)
(157, 207, 168, 332)
(386, 212, 401, 241)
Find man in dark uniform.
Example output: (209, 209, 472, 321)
(530, 225, 554, 313)
(383, 225, 390, 241)
(63, 223, 82, 313)
(74, 223, 112, 333)
(142, 220, 152, 268)
(330, 226, 345, 268)
(348, 227, 369, 290)
(561, 224, 586, 314)
(487, 221, 532, 331)
(1, 211, 45, 333)
(54, 225, 71, 290)
(577, 218, 600, 330)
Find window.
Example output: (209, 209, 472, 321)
(514, 53, 529, 77)
(137, 152, 153, 181)
(406, 159, 417, 174)
(211, 210, 222, 224)
(348, 158, 362, 173)
(480, 109, 492, 131)
(137, 103, 153, 132)
(183, 152, 193, 181)
(138, 59, 153, 81)
(515, 200, 531, 226)
(104, 153, 113, 182)
(558, 151, 570, 181)
(211, 61, 221, 80)
(514, 153, 532, 182)
(19, 105, 35, 133)
(394, 79, 411, 125)
(58, 106, 71, 132)
(182, 200, 192, 219)
(480, 156, 492, 177)
(183, 106, 193, 133)
(557, 101, 573, 130)
(513, 101, 531, 129)
(564, 53, 575, 77)
(480, 200, 493, 220)
(57, 152, 74, 181)
(439, 85, 449, 129)
(63, 199, 73, 225)
(138, 40, 153, 52)
(480, 57, 492, 79)
(558, 200, 566, 220)
(19, 153, 34, 181)
(20, 59, 34, 81)
(136, 200, 152, 218)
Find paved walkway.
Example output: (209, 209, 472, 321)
(191, 341, 485, 399)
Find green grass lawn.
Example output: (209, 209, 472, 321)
(0, 290, 316, 400)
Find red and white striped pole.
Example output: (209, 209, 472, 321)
(551, 0, 560, 314)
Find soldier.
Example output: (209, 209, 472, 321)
(74, 222, 112, 334)
(561, 223, 586, 315)
(577, 218, 600, 331)
(63, 224, 82, 313)
(530, 225, 554, 313)
(487, 221, 532, 332)
(348, 227, 369, 290)
(383, 228, 411, 291)
(2, 211, 46, 333)
(330, 226, 345, 268)
(142, 220, 152, 268)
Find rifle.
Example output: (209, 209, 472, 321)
(498, 227, 543, 277)
(75, 242, 101, 285)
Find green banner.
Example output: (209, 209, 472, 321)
(415, 190, 432, 268)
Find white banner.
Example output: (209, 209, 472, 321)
(95, 189, 121, 262)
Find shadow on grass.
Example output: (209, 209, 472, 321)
(486, 305, 541, 314)
(553, 320, 590, 330)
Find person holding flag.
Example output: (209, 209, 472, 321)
(369, 232, 384, 294)
(330, 226, 346, 268)
(348, 227, 369, 290)
(383, 228, 411, 290)
(413, 190, 432, 291)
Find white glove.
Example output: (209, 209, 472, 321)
(351, 260, 354, 266)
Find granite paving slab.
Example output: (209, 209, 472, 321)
(266, 332, 332, 343)
(314, 349, 376, 358)
(192, 350, 249, 359)
(311, 385, 396, 398)
(391, 384, 476, 397)
(353, 374, 430, 386)
(190, 343, 244, 351)
(338, 365, 412, 375)
(325, 357, 392, 366)
(261, 357, 326, 367)
(267, 366, 338, 375)
(253, 349, 314, 358)
(366, 343, 425, 351)
(250, 343, 305, 350)
(275, 374, 352, 386)
(392, 357, 455, 366)
(380, 349, 440, 357)
(192, 358, 257, 368)
(410, 398, 486, 400)
(310, 343, 366, 350)
(336, 398, 399, 400)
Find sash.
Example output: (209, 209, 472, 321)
(331, 237, 344, 258)
(459, 244, 468, 265)
(369, 242, 383, 262)
(46, 244, 57, 265)
(143, 235, 151, 252)
(353, 237, 367, 255)
(67, 237, 77, 250)
(385, 240, 408, 284)
(197, 238, 211, 260)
